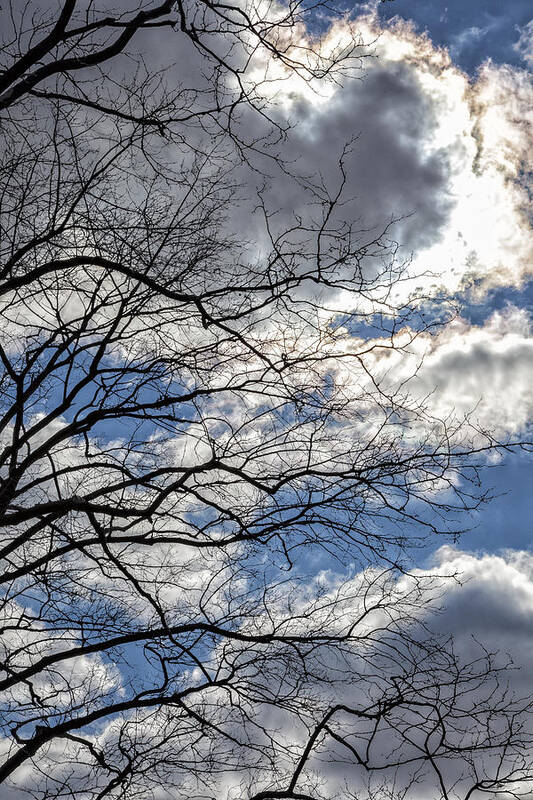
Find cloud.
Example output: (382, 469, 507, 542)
(208, 547, 533, 799)
(229, 546, 533, 798)
(450, 24, 492, 62)
(426, 546, 533, 696)
(3, 532, 533, 798)
(386, 305, 533, 438)
(241, 12, 532, 305)
(1, 7, 532, 797)
(514, 19, 533, 67)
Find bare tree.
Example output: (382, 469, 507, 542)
(0, 2, 531, 799)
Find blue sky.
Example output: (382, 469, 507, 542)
(377, 0, 532, 71)
(295, 1, 533, 567)
(1, 3, 532, 797)
(365, 0, 533, 560)
(317, 0, 532, 75)
(462, 278, 533, 555)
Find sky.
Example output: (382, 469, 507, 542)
(277, 4, 533, 788)
(228, 0, 533, 565)
(370, 0, 533, 558)
(1, 1, 533, 797)
(245, 6, 533, 787)
(377, 0, 532, 72)
(266, 0, 533, 564)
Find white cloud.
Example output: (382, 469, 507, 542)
(1, 7, 532, 797)
(359, 305, 533, 439)
(425, 545, 533, 696)
(240, 12, 532, 304)
(514, 19, 533, 67)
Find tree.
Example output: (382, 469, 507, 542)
(0, 2, 531, 799)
